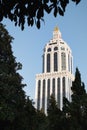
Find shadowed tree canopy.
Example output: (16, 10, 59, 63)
(47, 95, 63, 130)
(0, 23, 40, 130)
(63, 68, 87, 130)
(0, 0, 81, 30)
(0, 23, 26, 130)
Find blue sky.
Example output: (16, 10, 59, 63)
(3, 0, 87, 100)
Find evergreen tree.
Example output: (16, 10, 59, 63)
(47, 95, 62, 130)
(36, 109, 47, 130)
(63, 68, 87, 130)
(0, 23, 48, 130)
(0, 23, 26, 130)
(70, 68, 87, 130)
(22, 96, 37, 130)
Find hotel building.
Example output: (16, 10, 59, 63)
(35, 27, 74, 114)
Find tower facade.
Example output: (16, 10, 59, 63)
(35, 27, 74, 114)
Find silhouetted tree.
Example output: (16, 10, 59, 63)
(0, 0, 81, 30)
(23, 96, 37, 130)
(0, 23, 26, 130)
(47, 95, 63, 130)
(70, 68, 87, 130)
(63, 68, 87, 130)
(36, 110, 47, 130)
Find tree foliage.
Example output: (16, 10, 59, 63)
(63, 68, 87, 130)
(1, 23, 87, 130)
(35, 110, 47, 130)
(0, 23, 26, 129)
(0, 23, 37, 130)
(70, 68, 87, 130)
(0, 0, 81, 30)
(47, 95, 63, 130)
(22, 97, 37, 130)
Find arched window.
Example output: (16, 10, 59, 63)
(42, 80, 45, 112)
(52, 78, 55, 97)
(54, 46, 58, 51)
(47, 79, 50, 108)
(47, 54, 50, 72)
(62, 77, 65, 97)
(37, 80, 41, 110)
(54, 52, 58, 71)
(57, 78, 60, 108)
(61, 52, 66, 70)
(47, 48, 51, 52)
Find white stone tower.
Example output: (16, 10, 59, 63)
(35, 27, 74, 114)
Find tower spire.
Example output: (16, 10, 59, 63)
(53, 26, 61, 40)
(54, 26, 59, 32)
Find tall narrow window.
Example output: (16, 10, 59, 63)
(54, 52, 58, 71)
(62, 77, 65, 97)
(37, 80, 41, 110)
(71, 57, 72, 74)
(42, 80, 45, 112)
(42, 54, 44, 73)
(47, 54, 50, 72)
(52, 78, 55, 97)
(47, 79, 50, 108)
(61, 52, 66, 70)
(68, 54, 70, 72)
(57, 78, 60, 108)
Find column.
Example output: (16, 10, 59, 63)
(55, 77, 57, 101)
(40, 79, 43, 110)
(65, 76, 68, 99)
(45, 79, 47, 114)
(50, 77, 52, 95)
(71, 56, 73, 74)
(60, 77, 62, 110)
(35, 79, 38, 109)
(57, 52, 58, 72)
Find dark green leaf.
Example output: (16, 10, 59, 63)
(58, 7, 64, 16)
(54, 6, 58, 17)
(37, 19, 40, 29)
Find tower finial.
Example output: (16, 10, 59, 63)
(54, 26, 59, 32)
